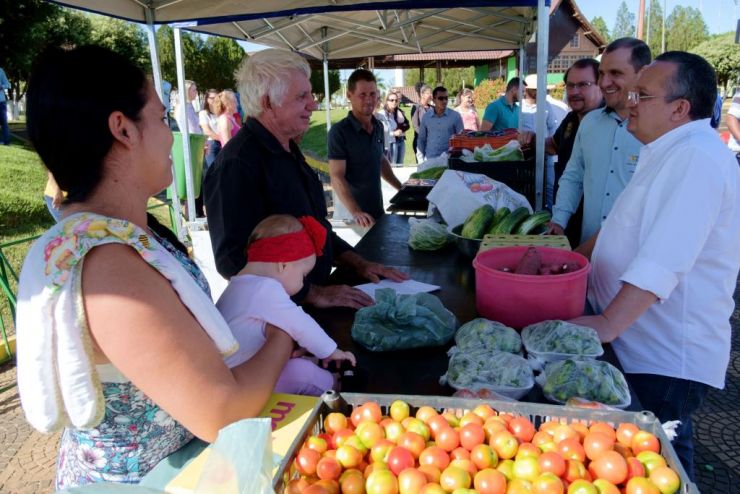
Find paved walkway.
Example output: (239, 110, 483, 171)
(1, 164, 739, 493)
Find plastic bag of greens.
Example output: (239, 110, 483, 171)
(537, 358, 631, 408)
(451, 318, 521, 354)
(441, 349, 534, 399)
(521, 320, 603, 369)
(351, 288, 458, 352)
(408, 218, 453, 251)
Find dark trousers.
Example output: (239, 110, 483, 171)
(626, 373, 709, 481)
(195, 140, 221, 217)
(0, 101, 9, 145)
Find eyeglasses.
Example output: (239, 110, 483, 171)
(436, 96, 449, 101)
(387, 98, 398, 102)
(627, 91, 664, 105)
(565, 81, 596, 90)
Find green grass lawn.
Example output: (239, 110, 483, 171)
(300, 105, 419, 166)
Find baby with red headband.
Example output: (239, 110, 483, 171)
(217, 214, 356, 395)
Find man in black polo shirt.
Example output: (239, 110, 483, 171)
(328, 69, 403, 231)
(204, 50, 407, 309)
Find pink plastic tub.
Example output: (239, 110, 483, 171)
(472, 246, 591, 329)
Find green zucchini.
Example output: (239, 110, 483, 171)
(487, 207, 511, 234)
(515, 210, 552, 235)
(461, 204, 496, 239)
(489, 207, 530, 235)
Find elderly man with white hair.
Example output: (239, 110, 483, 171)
(204, 49, 407, 309)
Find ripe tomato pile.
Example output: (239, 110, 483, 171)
(285, 400, 682, 494)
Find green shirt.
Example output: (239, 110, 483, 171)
(482, 96, 519, 131)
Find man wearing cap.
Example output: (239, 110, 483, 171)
(481, 77, 521, 132)
(550, 38, 651, 245)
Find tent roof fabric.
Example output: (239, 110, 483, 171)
(50, 1, 543, 59)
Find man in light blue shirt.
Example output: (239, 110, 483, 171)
(551, 38, 651, 243)
(481, 77, 521, 132)
(0, 66, 11, 145)
(418, 86, 463, 160)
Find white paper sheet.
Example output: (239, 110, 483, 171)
(354, 279, 441, 301)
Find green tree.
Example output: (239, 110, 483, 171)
(590, 16, 610, 43)
(0, 1, 92, 100)
(665, 6, 708, 52)
(691, 32, 740, 90)
(643, 0, 664, 56)
(88, 15, 150, 72)
(310, 69, 341, 103)
(612, 1, 636, 39)
(404, 67, 475, 96)
(156, 25, 206, 90)
(199, 37, 245, 90)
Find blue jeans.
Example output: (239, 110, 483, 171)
(204, 140, 221, 170)
(625, 373, 709, 481)
(395, 138, 406, 165)
(0, 101, 9, 145)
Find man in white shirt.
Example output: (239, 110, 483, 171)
(571, 52, 740, 479)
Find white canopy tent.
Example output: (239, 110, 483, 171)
(50, 0, 551, 232)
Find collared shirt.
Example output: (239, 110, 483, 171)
(552, 108, 642, 243)
(727, 89, 740, 152)
(204, 117, 352, 287)
(0, 68, 9, 103)
(417, 108, 463, 159)
(589, 119, 740, 389)
(482, 96, 519, 131)
(327, 111, 385, 219)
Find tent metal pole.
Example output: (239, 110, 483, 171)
(518, 45, 525, 134)
(173, 27, 197, 224)
(145, 7, 184, 239)
(534, 0, 548, 212)
(322, 27, 332, 132)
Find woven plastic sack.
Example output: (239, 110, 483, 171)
(351, 288, 458, 352)
(408, 218, 453, 251)
(537, 358, 631, 408)
(452, 318, 521, 354)
(441, 349, 534, 400)
(521, 320, 603, 369)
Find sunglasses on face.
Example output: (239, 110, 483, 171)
(387, 98, 398, 102)
(436, 96, 448, 101)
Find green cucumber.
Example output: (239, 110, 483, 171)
(515, 210, 552, 235)
(460, 204, 496, 239)
(487, 207, 511, 234)
(489, 207, 530, 235)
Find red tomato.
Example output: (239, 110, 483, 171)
(418, 464, 442, 483)
(507, 478, 535, 494)
(616, 423, 640, 448)
(419, 446, 451, 471)
(387, 446, 415, 476)
(436, 427, 461, 453)
(351, 408, 364, 428)
(459, 412, 485, 428)
(516, 443, 541, 461)
(450, 458, 478, 479)
(357, 421, 385, 449)
(439, 465, 472, 491)
(531, 472, 564, 494)
(450, 447, 471, 461)
(460, 423, 486, 451)
(489, 430, 519, 460)
(472, 404, 497, 421)
(296, 447, 321, 476)
(419, 483, 446, 494)
(428, 415, 450, 439)
(587, 450, 627, 485)
(564, 459, 589, 484)
(631, 431, 660, 455)
(537, 452, 566, 477)
(339, 472, 366, 494)
(571, 423, 590, 443)
(371, 439, 396, 464)
(473, 468, 507, 494)
(508, 417, 536, 443)
(648, 466, 680, 494)
(583, 432, 615, 461)
(483, 417, 509, 441)
(588, 422, 617, 442)
(470, 444, 499, 470)
(285, 477, 310, 494)
(557, 438, 586, 463)
(361, 402, 384, 424)
(415, 406, 439, 424)
(624, 477, 660, 494)
(625, 456, 646, 481)
(366, 469, 399, 494)
(324, 413, 348, 434)
(567, 479, 598, 494)
(397, 467, 427, 494)
(592, 479, 620, 494)
(336, 445, 363, 469)
(551, 424, 579, 444)
(333, 428, 356, 449)
(317, 456, 343, 481)
(397, 432, 426, 458)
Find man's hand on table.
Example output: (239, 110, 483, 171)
(356, 260, 410, 284)
(304, 283, 375, 309)
(352, 211, 375, 228)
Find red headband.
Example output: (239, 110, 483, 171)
(247, 216, 327, 263)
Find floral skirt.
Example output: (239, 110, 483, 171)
(55, 381, 193, 489)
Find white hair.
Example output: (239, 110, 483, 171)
(235, 49, 311, 118)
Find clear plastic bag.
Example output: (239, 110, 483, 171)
(537, 358, 631, 408)
(351, 288, 458, 352)
(408, 218, 453, 251)
(452, 318, 521, 354)
(521, 320, 603, 368)
(441, 349, 534, 400)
